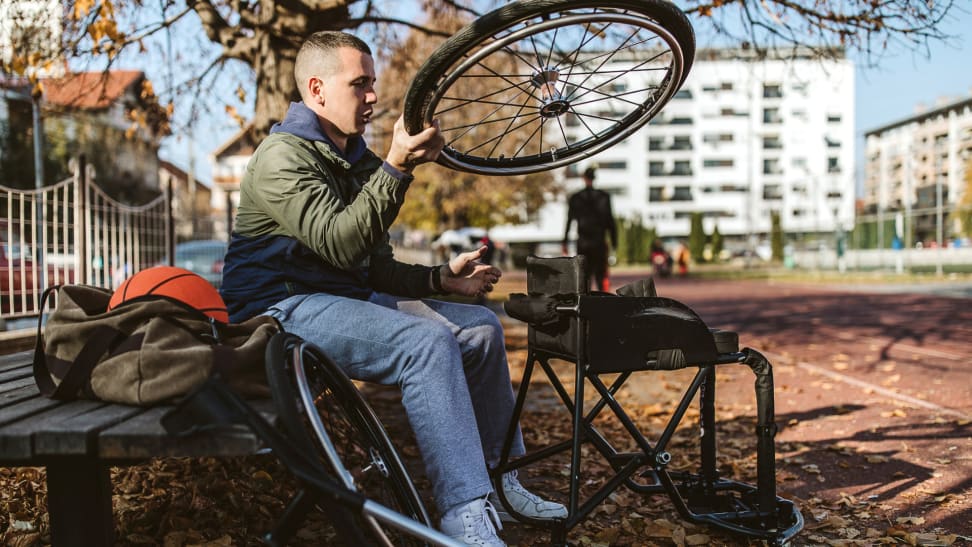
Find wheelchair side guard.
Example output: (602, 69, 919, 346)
(580, 295, 720, 372)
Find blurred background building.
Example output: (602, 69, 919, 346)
(863, 94, 972, 248)
(492, 47, 856, 254)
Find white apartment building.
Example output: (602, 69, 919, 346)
(863, 94, 972, 246)
(493, 48, 856, 247)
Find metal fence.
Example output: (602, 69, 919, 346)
(1, 157, 172, 323)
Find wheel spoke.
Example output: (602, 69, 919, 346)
(567, 49, 670, 105)
(488, 91, 538, 159)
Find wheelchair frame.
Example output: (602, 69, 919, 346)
(494, 256, 804, 546)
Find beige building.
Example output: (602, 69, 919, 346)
(209, 124, 259, 237)
(159, 160, 215, 241)
(863, 94, 972, 245)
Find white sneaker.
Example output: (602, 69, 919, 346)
(489, 470, 568, 522)
(439, 497, 506, 546)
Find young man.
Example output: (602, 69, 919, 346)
(562, 167, 618, 291)
(220, 31, 565, 546)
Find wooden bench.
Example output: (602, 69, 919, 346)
(0, 350, 276, 546)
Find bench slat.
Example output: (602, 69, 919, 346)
(0, 384, 43, 408)
(0, 376, 38, 397)
(0, 393, 62, 429)
(99, 407, 260, 459)
(35, 404, 146, 456)
(0, 365, 31, 384)
(0, 399, 106, 460)
(99, 399, 279, 459)
(0, 351, 32, 371)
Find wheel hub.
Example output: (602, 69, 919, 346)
(531, 68, 570, 118)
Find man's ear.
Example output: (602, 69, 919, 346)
(308, 76, 326, 105)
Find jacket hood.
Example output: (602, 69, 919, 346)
(270, 101, 367, 164)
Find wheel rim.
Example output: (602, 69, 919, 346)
(419, 9, 686, 175)
(293, 343, 429, 544)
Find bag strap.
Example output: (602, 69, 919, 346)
(33, 285, 129, 399)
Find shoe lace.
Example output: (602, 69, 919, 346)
(503, 470, 544, 503)
(472, 499, 503, 540)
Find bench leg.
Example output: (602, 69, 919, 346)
(47, 458, 114, 546)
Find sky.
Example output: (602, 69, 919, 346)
(158, 4, 972, 198)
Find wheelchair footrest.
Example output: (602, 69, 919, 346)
(674, 478, 804, 544)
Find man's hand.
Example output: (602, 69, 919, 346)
(440, 245, 502, 298)
(387, 116, 445, 173)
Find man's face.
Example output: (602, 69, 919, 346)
(318, 47, 377, 144)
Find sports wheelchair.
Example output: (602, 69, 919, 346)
(494, 255, 804, 545)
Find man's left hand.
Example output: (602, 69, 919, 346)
(441, 245, 502, 298)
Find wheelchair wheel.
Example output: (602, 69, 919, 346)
(403, 0, 694, 175)
(266, 333, 431, 546)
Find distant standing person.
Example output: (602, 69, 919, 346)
(562, 166, 617, 291)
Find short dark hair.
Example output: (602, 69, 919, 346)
(583, 166, 596, 180)
(294, 31, 373, 101)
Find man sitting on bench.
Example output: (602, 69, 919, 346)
(219, 30, 566, 546)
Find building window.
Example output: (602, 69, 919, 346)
(720, 184, 748, 193)
(763, 135, 783, 149)
(763, 84, 783, 99)
(825, 137, 841, 148)
(599, 160, 627, 170)
(703, 159, 734, 168)
(763, 185, 783, 200)
(827, 114, 842, 123)
(672, 160, 692, 176)
(763, 108, 782, 124)
(827, 157, 841, 173)
(671, 136, 692, 150)
(674, 89, 693, 99)
(763, 158, 782, 175)
(703, 133, 734, 144)
(649, 161, 665, 176)
(721, 82, 733, 91)
(649, 137, 664, 151)
(649, 186, 665, 201)
(672, 186, 693, 201)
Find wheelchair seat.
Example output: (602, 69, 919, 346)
(495, 255, 804, 546)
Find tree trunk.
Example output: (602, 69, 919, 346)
(251, 34, 300, 140)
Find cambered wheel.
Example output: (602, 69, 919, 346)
(266, 333, 430, 546)
(404, 0, 695, 175)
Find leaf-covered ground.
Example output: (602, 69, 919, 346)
(2, 278, 970, 546)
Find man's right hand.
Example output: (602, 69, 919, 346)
(387, 116, 444, 173)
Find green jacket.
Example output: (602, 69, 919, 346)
(222, 108, 435, 321)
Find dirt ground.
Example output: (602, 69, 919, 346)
(1, 271, 969, 546)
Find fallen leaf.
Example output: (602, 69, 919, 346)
(685, 533, 709, 545)
(896, 516, 927, 525)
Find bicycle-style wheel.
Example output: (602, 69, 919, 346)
(266, 333, 431, 546)
(404, 0, 695, 175)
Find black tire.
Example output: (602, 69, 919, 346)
(404, 0, 695, 175)
(265, 333, 431, 546)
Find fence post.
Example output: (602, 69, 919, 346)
(165, 176, 174, 266)
(75, 155, 88, 285)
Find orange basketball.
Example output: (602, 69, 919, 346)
(109, 266, 229, 323)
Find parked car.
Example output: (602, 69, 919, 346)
(175, 240, 227, 288)
(1, 239, 75, 315)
